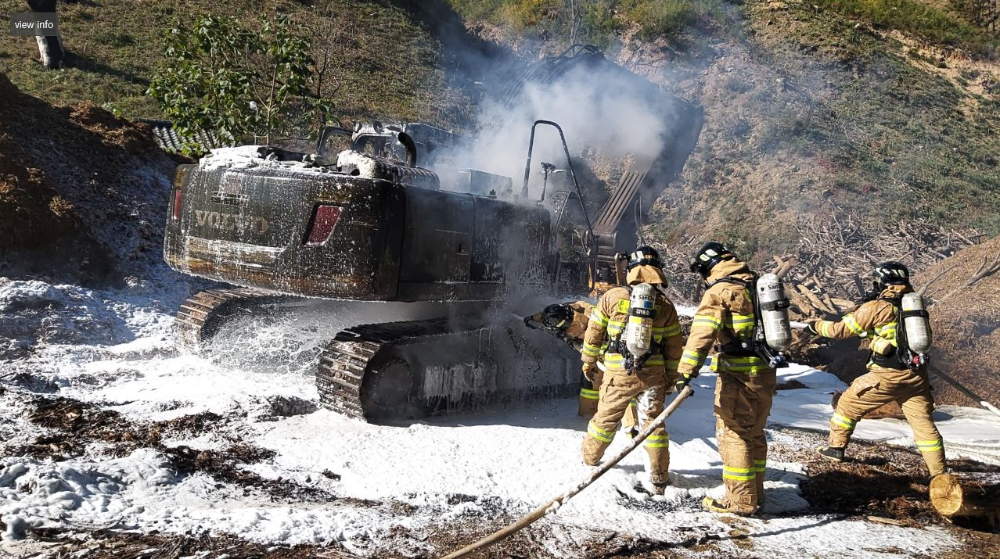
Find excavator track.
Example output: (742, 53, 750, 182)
(317, 318, 579, 422)
(175, 293, 579, 422)
(174, 288, 293, 350)
(317, 318, 456, 421)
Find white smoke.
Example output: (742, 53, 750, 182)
(452, 62, 677, 198)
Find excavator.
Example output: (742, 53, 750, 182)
(163, 45, 704, 422)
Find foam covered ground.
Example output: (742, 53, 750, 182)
(1, 278, 999, 556)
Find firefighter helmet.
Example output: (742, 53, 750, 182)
(626, 246, 663, 271)
(540, 303, 575, 330)
(872, 261, 910, 290)
(689, 242, 734, 277)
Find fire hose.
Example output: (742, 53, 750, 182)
(439, 385, 695, 559)
(928, 364, 1000, 420)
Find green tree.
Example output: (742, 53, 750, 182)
(147, 14, 330, 154)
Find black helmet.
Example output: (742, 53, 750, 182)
(626, 246, 663, 271)
(689, 242, 734, 277)
(872, 261, 910, 290)
(540, 303, 575, 330)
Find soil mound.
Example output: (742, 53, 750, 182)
(919, 236, 1000, 407)
(0, 72, 176, 285)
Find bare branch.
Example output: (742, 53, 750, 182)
(918, 263, 958, 296)
(933, 250, 1000, 305)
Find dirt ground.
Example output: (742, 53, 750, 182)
(774, 428, 1000, 558)
(11, 396, 350, 505)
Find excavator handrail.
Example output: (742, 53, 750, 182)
(315, 125, 352, 158)
(520, 119, 597, 289)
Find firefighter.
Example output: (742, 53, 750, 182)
(531, 302, 641, 430)
(806, 262, 946, 477)
(580, 246, 684, 493)
(676, 242, 776, 516)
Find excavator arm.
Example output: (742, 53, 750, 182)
(590, 106, 704, 287)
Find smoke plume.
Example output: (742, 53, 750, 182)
(449, 61, 678, 200)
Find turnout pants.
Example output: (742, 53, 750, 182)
(829, 368, 946, 476)
(582, 369, 672, 484)
(579, 369, 640, 431)
(714, 368, 776, 513)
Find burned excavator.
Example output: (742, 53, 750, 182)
(163, 45, 704, 422)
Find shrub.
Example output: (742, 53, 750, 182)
(147, 14, 329, 154)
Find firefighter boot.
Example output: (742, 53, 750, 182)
(702, 497, 757, 517)
(816, 446, 845, 462)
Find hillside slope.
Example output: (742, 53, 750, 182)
(642, 0, 1000, 268)
(438, 0, 1000, 301)
(0, 0, 481, 128)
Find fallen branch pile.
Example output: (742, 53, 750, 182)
(654, 217, 981, 317)
(786, 216, 983, 312)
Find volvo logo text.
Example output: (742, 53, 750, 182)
(195, 210, 269, 235)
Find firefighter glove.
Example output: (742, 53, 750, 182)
(581, 363, 599, 383)
(675, 373, 696, 390)
(804, 321, 819, 336)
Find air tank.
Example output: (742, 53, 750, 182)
(756, 273, 792, 351)
(902, 293, 932, 353)
(625, 283, 656, 359)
